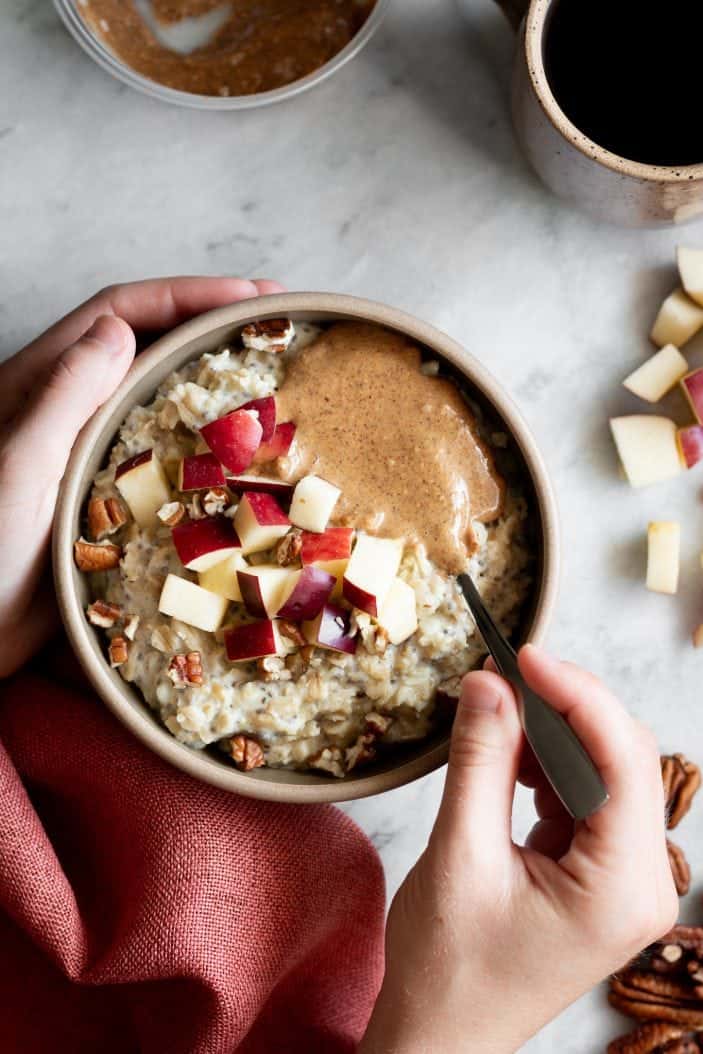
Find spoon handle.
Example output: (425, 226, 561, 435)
(457, 574, 609, 820)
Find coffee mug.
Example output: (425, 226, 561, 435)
(488, 0, 703, 227)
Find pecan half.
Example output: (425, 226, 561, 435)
(88, 496, 127, 540)
(203, 488, 230, 516)
(662, 755, 702, 830)
(86, 599, 123, 628)
(241, 317, 294, 353)
(157, 501, 185, 527)
(74, 538, 122, 572)
(229, 735, 265, 772)
(275, 528, 303, 566)
(668, 840, 691, 896)
(108, 635, 129, 668)
(607, 1021, 696, 1054)
(609, 927, 703, 1033)
(167, 652, 204, 688)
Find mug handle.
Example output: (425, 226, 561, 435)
(494, 0, 529, 29)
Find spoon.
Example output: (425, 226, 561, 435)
(457, 574, 609, 820)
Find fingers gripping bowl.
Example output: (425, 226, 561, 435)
(54, 294, 559, 803)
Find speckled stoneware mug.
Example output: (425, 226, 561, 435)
(54, 293, 559, 804)
(493, 0, 703, 226)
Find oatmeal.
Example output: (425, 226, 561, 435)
(77, 319, 533, 777)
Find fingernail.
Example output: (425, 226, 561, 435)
(85, 315, 128, 354)
(460, 676, 501, 713)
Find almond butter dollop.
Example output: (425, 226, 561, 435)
(275, 323, 504, 575)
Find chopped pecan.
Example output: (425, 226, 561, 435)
(345, 732, 377, 772)
(255, 655, 290, 682)
(186, 494, 206, 520)
(86, 599, 123, 628)
(88, 496, 127, 540)
(157, 501, 185, 527)
(668, 840, 691, 896)
(229, 735, 265, 772)
(275, 528, 302, 566)
(74, 538, 122, 572)
(279, 619, 307, 647)
(241, 317, 294, 353)
(167, 652, 204, 688)
(370, 625, 389, 655)
(662, 754, 701, 830)
(365, 712, 392, 736)
(309, 746, 345, 778)
(123, 614, 140, 641)
(203, 488, 230, 516)
(108, 635, 129, 667)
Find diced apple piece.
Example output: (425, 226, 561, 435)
(172, 515, 241, 571)
(198, 552, 248, 603)
(178, 453, 226, 492)
(609, 416, 683, 487)
(303, 603, 357, 654)
(646, 521, 680, 595)
(650, 288, 703, 348)
(301, 527, 354, 564)
(681, 368, 703, 424)
(237, 565, 296, 619)
(343, 535, 403, 616)
(199, 409, 263, 474)
(234, 492, 291, 555)
(252, 422, 296, 464)
(224, 619, 284, 662)
(376, 578, 418, 645)
(677, 425, 703, 469)
(289, 475, 341, 533)
(622, 344, 688, 403)
(238, 396, 276, 442)
(226, 474, 294, 501)
(678, 247, 703, 307)
(114, 449, 171, 527)
(309, 558, 348, 600)
(277, 566, 336, 621)
(158, 574, 229, 632)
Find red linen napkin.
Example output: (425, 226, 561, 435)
(0, 647, 385, 1054)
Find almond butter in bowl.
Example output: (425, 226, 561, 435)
(75, 318, 534, 779)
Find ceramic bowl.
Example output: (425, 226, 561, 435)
(53, 292, 559, 802)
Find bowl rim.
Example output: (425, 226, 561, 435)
(52, 0, 391, 110)
(53, 291, 560, 803)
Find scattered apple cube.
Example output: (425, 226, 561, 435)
(289, 475, 341, 533)
(238, 396, 276, 442)
(234, 492, 291, 555)
(309, 559, 348, 600)
(303, 603, 357, 654)
(178, 453, 226, 492)
(646, 521, 680, 595)
(610, 416, 683, 487)
(343, 535, 403, 616)
(172, 515, 241, 572)
(252, 422, 296, 464)
(677, 425, 703, 469)
(300, 527, 354, 564)
(226, 474, 294, 501)
(277, 566, 336, 621)
(198, 552, 248, 603)
(199, 409, 263, 474)
(237, 565, 296, 619)
(678, 247, 703, 307)
(158, 574, 229, 632)
(681, 368, 703, 424)
(650, 288, 703, 348)
(376, 578, 418, 645)
(224, 619, 284, 662)
(114, 449, 171, 527)
(692, 624, 703, 648)
(622, 344, 688, 403)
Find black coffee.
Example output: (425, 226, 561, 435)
(545, 0, 703, 167)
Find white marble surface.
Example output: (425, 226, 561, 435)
(3, 1, 703, 1050)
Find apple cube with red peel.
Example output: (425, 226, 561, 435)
(343, 535, 403, 617)
(172, 515, 241, 572)
(646, 521, 680, 595)
(289, 475, 341, 533)
(224, 619, 284, 662)
(303, 603, 357, 654)
(376, 578, 418, 645)
(178, 453, 226, 492)
(238, 396, 276, 442)
(277, 566, 336, 621)
(622, 345, 688, 403)
(199, 409, 262, 474)
(237, 565, 296, 619)
(114, 449, 171, 527)
(310, 558, 348, 600)
(678, 247, 703, 307)
(301, 527, 354, 564)
(252, 422, 296, 464)
(677, 425, 703, 469)
(681, 369, 703, 424)
(609, 416, 683, 487)
(198, 552, 248, 603)
(234, 492, 291, 555)
(650, 288, 703, 348)
(158, 574, 229, 632)
(226, 474, 294, 501)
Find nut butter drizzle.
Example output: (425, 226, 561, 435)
(275, 322, 504, 575)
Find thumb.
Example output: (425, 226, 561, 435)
(431, 671, 523, 867)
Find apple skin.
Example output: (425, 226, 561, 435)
(115, 450, 153, 479)
(252, 422, 296, 464)
(277, 566, 336, 621)
(227, 474, 294, 501)
(234, 491, 291, 555)
(303, 603, 357, 654)
(178, 453, 226, 492)
(237, 566, 295, 619)
(114, 448, 172, 527)
(678, 425, 703, 468)
(224, 619, 283, 662)
(200, 409, 263, 474)
(238, 396, 276, 442)
(171, 515, 241, 571)
(682, 369, 703, 426)
(301, 527, 354, 564)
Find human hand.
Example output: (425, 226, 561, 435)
(0, 277, 283, 679)
(360, 645, 677, 1054)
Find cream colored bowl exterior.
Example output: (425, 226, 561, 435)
(53, 293, 559, 803)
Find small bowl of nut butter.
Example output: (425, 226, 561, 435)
(53, 0, 388, 109)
